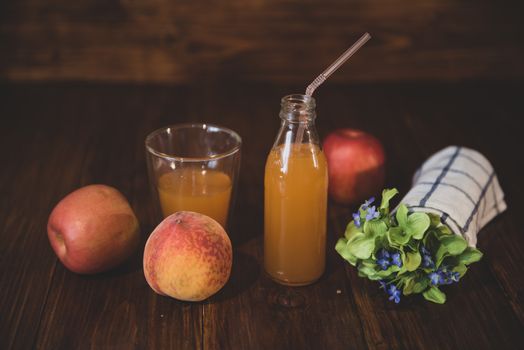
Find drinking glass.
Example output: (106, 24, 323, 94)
(145, 123, 241, 228)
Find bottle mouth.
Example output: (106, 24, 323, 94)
(281, 94, 316, 110)
(280, 94, 316, 122)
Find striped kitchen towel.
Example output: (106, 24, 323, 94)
(399, 146, 506, 247)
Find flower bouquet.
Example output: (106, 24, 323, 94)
(335, 188, 483, 304)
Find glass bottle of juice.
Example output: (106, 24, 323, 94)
(264, 94, 328, 286)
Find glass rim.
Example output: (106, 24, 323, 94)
(145, 123, 242, 162)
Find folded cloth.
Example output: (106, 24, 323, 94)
(399, 146, 506, 247)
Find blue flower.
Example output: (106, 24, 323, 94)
(375, 249, 402, 270)
(352, 212, 361, 228)
(428, 267, 461, 286)
(451, 271, 460, 282)
(420, 245, 435, 268)
(422, 254, 435, 268)
(377, 258, 390, 270)
(365, 206, 380, 221)
(438, 267, 460, 285)
(376, 249, 390, 260)
(438, 271, 450, 285)
(429, 272, 440, 285)
(391, 252, 402, 267)
(379, 280, 401, 304)
(362, 197, 375, 210)
(388, 285, 401, 304)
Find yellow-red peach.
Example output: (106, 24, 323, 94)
(143, 211, 232, 301)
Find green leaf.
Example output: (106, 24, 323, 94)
(413, 278, 429, 293)
(380, 188, 399, 211)
(358, 260, 380, 280)
(357, 264, 377, 278)
(453, 263, 468, 277)
(406, 212, 430, 239)
(438, 224, 453, 235)
(347, 233, 375, 259)
(388, 227, 410, 246)
(335, 238, 358, 266)
(396, 204, 409, 228)
(435, 235, 468, 266)
(366, 273, 384, 281)
(457, 247, 483, 265)
(360, 259, 376, 268)
(346, 254, 358, 266)
(372, 238, 388, 255)
(374, 265, 401, 279)
(422, 227, 437, 246)
(406, 239, 419, 251)
(363, 220, 388, 238)
(423, 286, 446, 304)
(435, 245, 448, 267)
(403, 276, 416, 295)
(404, 251, 422, 272)
(335, 238, 347, 252)
(439, 235, 468, 256)
(428, 213, 441, 228)
(344, 221, 362, 241)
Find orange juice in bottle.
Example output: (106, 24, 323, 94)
(264, 94, 328, 286)
(157, 168, 232, 227)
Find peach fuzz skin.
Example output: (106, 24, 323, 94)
(323, 129, 385, 205)
(143, 211, 232, 302)
(47, 185, 140, 274)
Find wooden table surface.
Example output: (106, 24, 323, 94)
(1, 81, 523, 349)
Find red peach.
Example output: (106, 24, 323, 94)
(143, 211, 232, 301)
(47, 184, 140, 274)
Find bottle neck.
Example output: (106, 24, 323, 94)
(279, 94, 316, 124)
(273, 94, 320, 148)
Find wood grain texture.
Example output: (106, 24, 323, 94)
(0, 82, 523, 349)
(1, 0, 524, 83)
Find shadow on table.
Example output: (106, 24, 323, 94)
(212, 251, 260, 302)
(81, 223, 155, 281)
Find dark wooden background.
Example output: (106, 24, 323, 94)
(1, 1, 524, 349)
(1, 0, 524, 83)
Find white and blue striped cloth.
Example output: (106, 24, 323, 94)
(399, 146, 506, 247)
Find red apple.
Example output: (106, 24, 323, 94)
(47, 184, 140, 274)
(143, 211, 232, 302)
(323, 128, 385, 205)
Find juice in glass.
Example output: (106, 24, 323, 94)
(264, 143, 328, 285)
(157, 168, 232, 227)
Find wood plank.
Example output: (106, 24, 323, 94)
(199, 83, 524, 349)
(383, 83, 524, 346)
(27, 88, 202, 349)
(0, 85, 95, 349)
(1, 82, 523, 349)
(320, 84, 524, 349)
(401, 83, 524, 326)
(0, 85, 202, 349)
(199, 87, 368, 349)
(203, 236, 369, 350)
(1, 0, 524, 83)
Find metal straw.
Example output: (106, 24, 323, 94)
(295, 33, 371, 144)
(305, 33, 371, 97)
